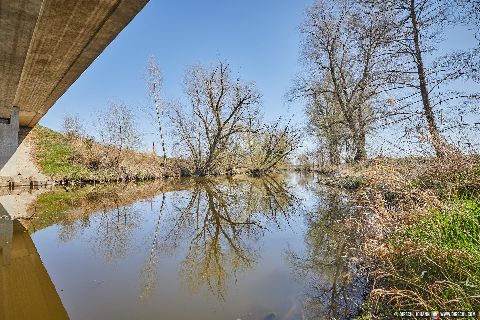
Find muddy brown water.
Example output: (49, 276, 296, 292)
(1, 174, 367, 320)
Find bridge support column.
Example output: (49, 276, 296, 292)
(0, 202, 12, 266)
(0, 107, 19, 175)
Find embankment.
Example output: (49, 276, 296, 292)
(327, 156, 480, 317)
(28, 126, 179, 183)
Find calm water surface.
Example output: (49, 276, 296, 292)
(2, 174, 367, 320)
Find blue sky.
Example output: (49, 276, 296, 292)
(40, 0, 314, 150)
(40, 0, 479, 155)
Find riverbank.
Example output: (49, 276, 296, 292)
(325, 156, 480, 318)
(28, 126, 181, 183)
(8, 125, 480, 315)
(25, 125, 290, 184)
(5, 154, 476, 317)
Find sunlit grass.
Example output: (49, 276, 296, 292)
(384, 198, 480, 310)
(406, 198, 480, 256)
(29, 125, 166, 181)
(31, 126, 93, 180)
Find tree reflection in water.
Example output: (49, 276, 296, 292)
(20, 174, 374, 320)
(139, 193, 165, 301)
(26, 185, 146, 250)
(139, 175, 298, 300)
(45, 195, 143, 263)
(27, 175, 369, 318)
(90, 203, 142, 263)
(288, 187, 367, 320)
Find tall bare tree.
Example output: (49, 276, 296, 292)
(147, 56, 168, 165)
(305, 79, 352, 165)
(97, 102, 141, 171)
(360, 0, 480, 156)
(170, 62, 261, 175)
(298, 0, 395, 161)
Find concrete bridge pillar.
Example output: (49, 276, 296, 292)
(0, 107, 35, 178)
(1, 0, 148, 182)
(0, 203, 12, 266)
(0, 107, 19, 175)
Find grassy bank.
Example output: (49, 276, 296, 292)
(384, 198, 480, 310)
(326, 156, 480, 317)
(22, 179, 196, 233)
(29, 125, 179, 182)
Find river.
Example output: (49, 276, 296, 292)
(0, 173, 367, 320)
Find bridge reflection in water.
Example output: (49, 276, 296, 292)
(0, 203, 68, 320)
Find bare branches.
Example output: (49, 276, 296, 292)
(97, 102, 141, 151)
(246, 119, 302, 175)
(62, 114, 85, 140)
(96, 102, 141, 174)
(170, 62, 263, 175)
(297, 0, 395, 162)
(360, 0, 479, 156)
(298, 0, 479, 160)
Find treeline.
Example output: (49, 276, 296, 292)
(61, 61, 302, 178)
(147, 60, 301, 176)
(60, 0, 480, 178)
(293, 0, 479, 166)
(148, 58, 300, 175)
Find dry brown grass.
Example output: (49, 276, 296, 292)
(333, 155, 480, 317)
(68, 137, 181, 179)
(29, 125, 185, 182)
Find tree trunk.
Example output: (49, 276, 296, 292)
(328, 137, 341, 166)
(409, 0, 452, 157)
(353, 131, 367, 162)
(152, 84, 167, 167)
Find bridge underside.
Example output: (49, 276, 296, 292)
(0, 0, 148, 175)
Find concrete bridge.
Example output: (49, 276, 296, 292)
(0, 0, 149, 179)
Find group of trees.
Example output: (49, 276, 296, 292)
(62, 103, 143, 178)
(62, 60, 301, 178)
(147, 59, 301, 176)
(295, 0, 480, 165)
(62, 0, 480, 173)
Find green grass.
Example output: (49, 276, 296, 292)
(342, 176, 363, 190)
(32, 126, 93, 180)
(30, 125, 151, 181)
(406, 198, 480, 256)
(30, 125, 173, 181)
(385, 197, 480, 310)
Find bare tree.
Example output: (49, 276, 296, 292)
(298, 0, 395, 161)
(62, 114, 85, 139)
(305, 79, 352, 165)
(97, 102, 141, 172)
(245, 120, 302, 175)
(359, 0, 480, 156)
(170, 62, 261, 175)
(146, 56, 168, 165)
